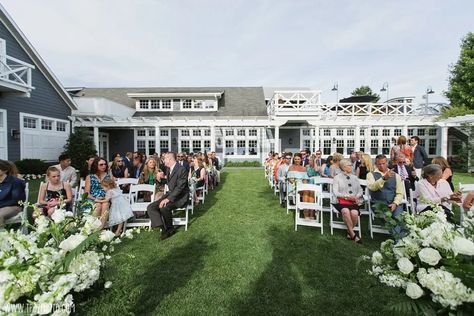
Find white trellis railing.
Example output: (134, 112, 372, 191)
(0, 54, 35, 93)
(267, 90, 444, 118)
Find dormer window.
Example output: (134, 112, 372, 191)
(129, 92, 222, 112)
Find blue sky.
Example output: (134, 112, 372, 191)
(2, 0, 474, 103)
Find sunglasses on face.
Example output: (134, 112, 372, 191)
(99, 163, 106, 166)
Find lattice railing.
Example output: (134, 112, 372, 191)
(0, 54, 34, 91)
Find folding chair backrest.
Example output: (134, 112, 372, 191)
(36, 181, 46, 203)
(296, 183, 323, 210)
(116, 178, 139, 186)
(128, 184, 156, 211)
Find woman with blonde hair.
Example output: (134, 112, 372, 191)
(329, 152, 343, 178)
(356, 153, 373, 180)
(139, 157, 163, 201)
(431, 156, 454, 191)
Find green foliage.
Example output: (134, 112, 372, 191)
(224, 160, 261, 167)
(447, 123, 474, 172)
(373, 202, 406, 240)
(63, 127, 97, 169)
(445, 32, 474, 112)
(61, 231, 101, 271)
(14, 159, 49, 174)
(351, 85, 380, 102)
(439, 104, 474, 119)
(388, 298, 437, 316)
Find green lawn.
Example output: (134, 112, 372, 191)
(19, 171, 474, 315)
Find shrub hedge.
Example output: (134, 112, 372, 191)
(224, 161, 261, 167)
(14, 159, 50, 175)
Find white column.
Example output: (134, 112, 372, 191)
(440, 126, 448, 158)
(93, 126, 99, 155)
(210, 125, 216, 152)
(314, 126, 320, 152)
(274, 125, 280, 153)
(155, 126, 160, 155)
(355, 125, 360, 152)
(144, 128, 149, 155)
(402, 125, 408, 137)
(366, 126, 371, 155)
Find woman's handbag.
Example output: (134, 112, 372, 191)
(338, 197, 354, 206)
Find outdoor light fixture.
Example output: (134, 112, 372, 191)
(380, 82, 389, 103)
(425, 86, 435, 109)
(217, 137, 222, 146)
(10, 129, 20, 140)
(331, 82, 339, 104)
(288, 137, 293, 145)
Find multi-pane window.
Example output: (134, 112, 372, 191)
(225, 140, 234, 155)
(151, 100, 160, 109)
(408, 129, 414, 136)
(162, 99, 172, 109)
(336, 140, 344, 153)
(359, 139, 366, 151)
(194, 100, 203, 109)
(148, 130, 155, 137)
(160, 130, 169, 137)
(419, 139, 426, 147)
(303, 139, 311, 149)
(192, 140, 201, 153)
(359, 129, 365, 136)
(417, 129, 425, 136)
(193, 130, 201, 137)
(182, 99, 192, 109)
(204, 130, 211, 136)
(382, 139, 391, 155)
(181, 140, 190, 153)
(429, 129, 437, 136)
(160, 140, 169, 153)
(347, 129, 355, 136)
(394, 129, 402, 136)
(249, 129, 257, 136)
(139, 100, 148, 109)
(226, 129, 234, 136)
(237, 129, 245, 136)
(371, 129, 379, 137)
(237, 140, 246, 155)
(370, 139, 379, 155)
(181, 130, 190, 137)
(323, 129, 331, 136)
(249, 140, 258, 155)
(347, 140, 355, 154)
(429, 139, 437, 155)
(204, 140, 211, 151)
(302, 129, 311, 136)
(56, 122, 67, 132)
(137, 140, 146, 151)
(137, 130, 146, 137)
(148, 140, 156, 155)
(23, 117, 37, 128)
(382, 129, 390, 136)
(337, 129, 344, 136)
(323, 140, 331, 155)
(41, 120, 53, 130)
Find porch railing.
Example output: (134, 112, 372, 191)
(0, 54, 35, 92)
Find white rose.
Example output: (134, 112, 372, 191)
(406, 282, 424, 299)
(99, 230, 115, 243)
(453, 237, 474, 256)
(418, 248, 442, 266)
(397, 257, 414, 275)
(51, 209, 66, 223)
(59, 234, 87, 252)
(371, 251, 383, 265)
(104, 281, 112, 289)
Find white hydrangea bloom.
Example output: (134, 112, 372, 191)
(68, 251, 101, 292)
(406, 282, 424, 299)
(371, 251, 383, 265)
(99, 230, 115, 243)
(452, 236, 474, 256)
(418, 248, 442, 266)
(59, 234, 87, 252)
(51, 208, 66, 224)
(397, 257, 414, 275)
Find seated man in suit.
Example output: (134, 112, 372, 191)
(392, 153, 418, 197)
(147, 152, 189, 240)
(367, 154, 404, 235)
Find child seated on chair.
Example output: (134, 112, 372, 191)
(100, 179, 134, 236)
(37, 166, 73, 217)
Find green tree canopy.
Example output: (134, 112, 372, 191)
(445, 32, 474, 113)
(351, 85, 380, 102)
(62, 127, 97, 169)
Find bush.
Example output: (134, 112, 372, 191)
(62, 127, 97, 169)
(224, 161, 261, 167)
(14, 159, 49, 175)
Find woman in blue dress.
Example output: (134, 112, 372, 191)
(85, 157, 111, 220)
(287, 153, 315, 219)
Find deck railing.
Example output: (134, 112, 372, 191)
(0, 54, 35, 92)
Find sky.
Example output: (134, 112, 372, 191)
(2, 0, 474, 103)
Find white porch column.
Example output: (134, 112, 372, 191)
(93, 126, 99, 154)
(355, 125, 360, 152)
(366, 126, 371, 155)
(210, 125, 216, 152)
(155, 126, 160, 155)
(275, 125, 280, 153)
(440, 125, 448, 158)
(314, 126, 320, 152)
(402, 125, 408, 137)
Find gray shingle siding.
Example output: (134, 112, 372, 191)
(0, 20, 71, 161)
(77, 87, 268, 117)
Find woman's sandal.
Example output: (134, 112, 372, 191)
(349, 232, 362, 244)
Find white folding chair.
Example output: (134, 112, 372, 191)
(458, 183, 474, 223)
(409, 188, 417, 215)
(173, 190, 194, 231)
(124, 184, 156, 230)
(71, 179, 86, 215)
(329, 181, 362, 238)
(311, 177, 333, 214)
(286, 178, 297, 214)
(5, 182, 29, 234)
(365, 190, 390, 238)
(294, 183, 324, 234)
(115, 178, 139, 201)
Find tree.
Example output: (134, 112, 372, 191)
(62, 127, 97, 169)
(445, 32, 474, 112)
(351, 85, 380, 102)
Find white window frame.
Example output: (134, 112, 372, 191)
(223, 127, 260, 158)
(135, 128, 171, 155)
(179, 99, 218, 112)
(178, 128, 211, 153)
(135, 99, 174, 112)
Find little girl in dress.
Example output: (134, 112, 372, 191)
(99, 179, 134, 236)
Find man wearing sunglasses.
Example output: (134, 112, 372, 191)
(176, 152, 189, 173)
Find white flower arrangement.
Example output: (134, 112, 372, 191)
(0, 204, 142, 315)
(367, 204, 474, 313)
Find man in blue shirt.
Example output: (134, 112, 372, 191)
(0, 160, 26, 227)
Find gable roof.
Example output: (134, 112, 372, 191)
(74, 87, 268, 117)
(0, 4, 77, 110)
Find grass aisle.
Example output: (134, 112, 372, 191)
(76, 169, 403, 315)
